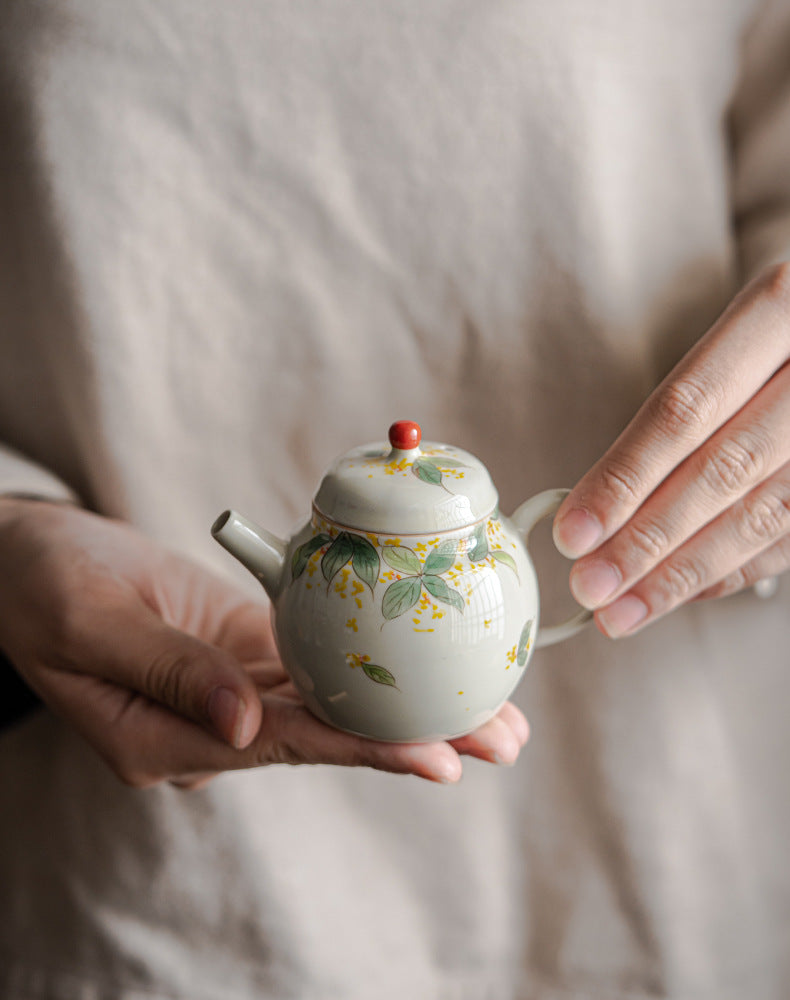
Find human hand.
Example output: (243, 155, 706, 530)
(553, 263, 790, 637)
(0, 499, 528, 788)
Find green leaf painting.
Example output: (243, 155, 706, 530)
(410, 455, 468, 491)
(423, 539, 457, 575)
(321, 532, 355, 584)
(381, 545, 422, 576)
(350, 534, 380, 594)
(491, 549, 518, 578)
(362, 662, 399, 689)
(293, 516, 515, 626)
(423, 574, 465, 613)
(412, 457, 443, 486)
(291, 533, 332, 579)
(467, 522, 488, 562)
(379, 540, 464, 619)
(517, 619, 534, 666)
(382, 577, 422, 619)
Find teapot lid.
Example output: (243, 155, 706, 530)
(313, 421, 499, 534)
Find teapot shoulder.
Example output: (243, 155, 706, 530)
(278, 512, 537, 619)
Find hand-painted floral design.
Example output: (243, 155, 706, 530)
(291, 516, 521, 626)
(292, 530, 379, 594)
(517, 619, 534, 666)
(381, 538, 464, 619)
(467, 520, 519, 579)
(346, 652, 399, 690)
(411, 455, 467, 491)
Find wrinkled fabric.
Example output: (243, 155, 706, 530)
(1, 2, 789, 998)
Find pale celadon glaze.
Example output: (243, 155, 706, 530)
(212, 423, 591, 742)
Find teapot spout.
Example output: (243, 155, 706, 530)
(211, 510, 286, 602)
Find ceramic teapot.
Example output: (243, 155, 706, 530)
(211, 421, 591, 742)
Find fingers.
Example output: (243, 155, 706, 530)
(157, 696, 529, 786)
(59, 597, 264, 749)
(50, 669, 463, 785)
(549, 264, 790, 636)
(567, 363, 790, 611)
(53, 662, 530, 788)
(449, 702, 530, 764)
(496, 700, 531, 747)
(132, 692, 465, 786)
(170, 708, 534, 792)
(163, 699, 530, 786)
(591, 463, 790, 636)
(695, 536, 790, 601)
(554, 264, 790, 559)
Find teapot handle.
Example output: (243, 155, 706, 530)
(511, 488, 593, 648)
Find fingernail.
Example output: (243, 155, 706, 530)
(570, 560, 621, 608)
(554, 508, 602, 558)
(597, 595, 648, 637)
(435, 760, 463, 784)
(235, 705, 261, 749)
(208, 687, 244, 747)
(493, 752, 517, 767)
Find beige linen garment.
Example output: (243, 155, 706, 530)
(1, 2, 789, 998)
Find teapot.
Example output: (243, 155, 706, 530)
(212, 421, 591, 742)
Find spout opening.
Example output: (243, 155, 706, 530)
(211, 510, 232, 537)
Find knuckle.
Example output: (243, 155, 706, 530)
(252, 738, 286, 767)
(258, 741, 305, 767)
(652, 374, 718, 438)
(737, 564, 765, 592)
(657, 558, 705, 602)
(700, 570, 747, 600)
(626, 519, 671, 564)
(759, 261, 790, 306)
(251, 709, 300, 767)
(142, 644, 225, 720)
(598, 458, 644, 507)
(142, 648, 190, 710)
(736, 491, 790, 546)
(700, 431, 771, 498)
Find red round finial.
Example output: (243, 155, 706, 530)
(388, 420, 422, 451)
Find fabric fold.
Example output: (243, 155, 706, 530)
(730, 0, 790, 279)
(0, 442, 81, 506)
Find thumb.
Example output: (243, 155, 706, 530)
(73, 600, 263, 749)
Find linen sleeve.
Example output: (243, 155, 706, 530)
(729, 0, 790, 281)
(0, 442, 80, 505)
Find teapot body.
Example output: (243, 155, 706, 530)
(272, 509, 538, 742)
(212, 423, 591, 742)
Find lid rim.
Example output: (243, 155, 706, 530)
(311, 502, 499, 538)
